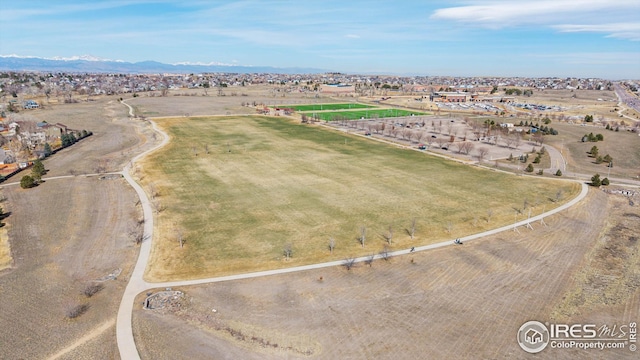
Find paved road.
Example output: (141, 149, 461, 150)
(614, 82, 640, 121)
(113, 106, 594, 359)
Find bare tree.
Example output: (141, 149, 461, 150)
(411, 130, 422, 143)
(128, 224, 144, 245)
(426, 135, 436, 149)
(359, 226, 366, 248)
(532, 132, 544, 146)
(152, 199, 165, 214)
(329, 237, 335, 254)
(380, 245, 390, 261)
(83, 283, 104, 298)
(461, 142, 475, 155)
(452, 141, 465, 153)
(384, 224, 394, 244)
(401, 128, 412, 141)
(176, 227, 185, 248)
(364, 253, 375, 267)
(409, 218, 417, 240)
(503, 134, 515, 149)
(148, 182, 159, 200)
(476, 147, 489, 163)
(513, 132, 522, 149)
(65, 303, 90, 319)
(343, 257, 356, 270)
(487, 209, 493, 223)
(435, 137, 448, 149)
(283, 243, 293, 260)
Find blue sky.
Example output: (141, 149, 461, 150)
(1, 0, 639, 79)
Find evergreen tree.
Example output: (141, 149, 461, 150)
(43, 143, 52, 157)
(20, 175, 36, 189)
(31, 159, 45, 182)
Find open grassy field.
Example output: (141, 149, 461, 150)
(140, 115, 580, 281)
(0, 95, 160, 359)
(303, 108, 427, 121)
(274, 103, 376, 111)
(0, 176, 139, 360)
(545, 122, 640, 180)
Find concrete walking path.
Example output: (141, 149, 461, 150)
(114, 105, 592, 359)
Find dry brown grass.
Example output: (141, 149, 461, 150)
(544, 122, 640, 180)
(133, 189, 640, 359)
(552, 190, 640, 321)
(0, 176, 138, 359)
(0, 225, 11, 271)
(0, 95, 156, 359)
(139, 114, 579, 281)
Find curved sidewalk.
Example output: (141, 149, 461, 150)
(116, 101, 170, 360)
(115, 106, 590, 359)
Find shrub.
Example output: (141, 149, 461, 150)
(537, 169, 544, 175)
(83, 283, 104, 298)
(20, 175, 36, 189)
(555, 169, 562, 176)
(602, 178, 610, 186)
(525, 164, 534, 173)
(65, 303, 90, 319)
(591, 174, 601, 187)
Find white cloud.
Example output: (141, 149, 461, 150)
(553, 23, 640, 41)
(431, 0, 640, 33)
(345, 34, 361, 39)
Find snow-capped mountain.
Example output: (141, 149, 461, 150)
(0, 55, 325, 74)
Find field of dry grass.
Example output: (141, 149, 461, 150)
(544, 122, 640, 180)
(127, 86, 336, 118)
(0, 176, 137, 359)
(2, 86, 637, 359)
(133, 188, 640, 359)
(138, 114, 579, 281)
(0, 95, 161, 359)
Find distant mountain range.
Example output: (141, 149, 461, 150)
(0, 55, 327, 74)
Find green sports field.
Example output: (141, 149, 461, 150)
(274, 103, 376, 111)
(303, 108, 427, 121)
